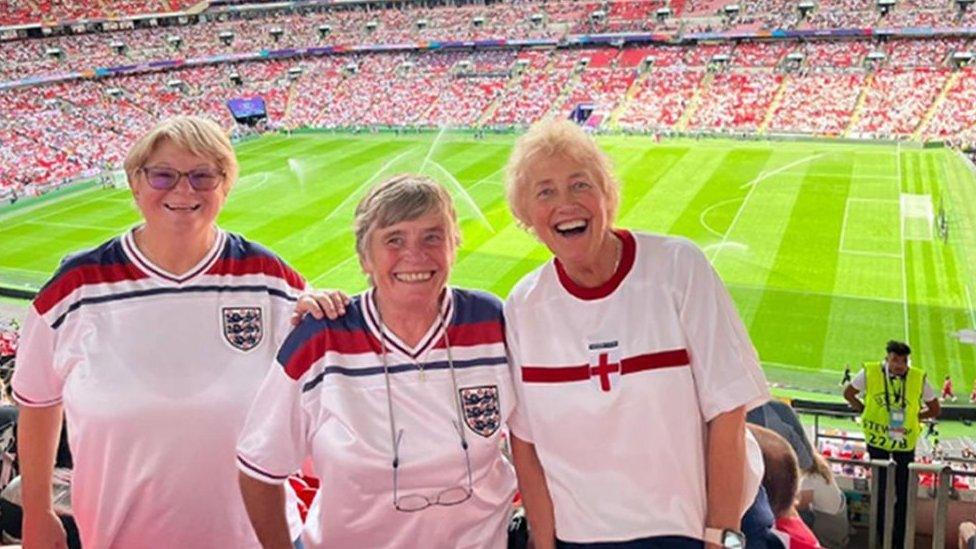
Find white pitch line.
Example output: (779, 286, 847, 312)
(839, 249, 903, 260)
(712, 153, 827, 263)
(738, 153, 828, 190)
(965, 286, 976, 329)
(699, 197, 742, 239)
(899, 198, 911, 344)
(774, 171, 899, 181)
(0, 186, 104, 226)
(310, 254, 360, 287)
(896, 142, 902, 187)
(847, 197, 900, 204)
(838, 198, 852, 257)
(467, 167, 505, 191)
(37, 220, 124, 232)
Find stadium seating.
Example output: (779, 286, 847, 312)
(4, 2, 976, 193)
(0, 1, 194, 26)
(690, 71, 784, 132)
(853, 68, 950, 138)
(924, 67, 976, 142)
(768, 71, 866, 135)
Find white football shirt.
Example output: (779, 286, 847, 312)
(13, 227, 305, 548)
(505, 230, 769, 543)
(237, 287, 517, 549)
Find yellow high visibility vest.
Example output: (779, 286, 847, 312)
(861, 361, 924, 451)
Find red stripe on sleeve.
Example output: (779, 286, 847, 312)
(283, 328, 380, 380)
(34, 263, 147, 316)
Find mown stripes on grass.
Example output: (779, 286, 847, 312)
(2, 132, 974, 397)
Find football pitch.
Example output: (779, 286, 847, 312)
(3, 130, 976, 397)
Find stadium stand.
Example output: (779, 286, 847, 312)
(2, 2, 976, 191)
(0, 1, 195, 25)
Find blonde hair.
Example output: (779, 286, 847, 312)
(353, 174, 460, 259)
(123, 115, 238, 189)
(504, 118, 619, 229)
(805, 450, 834, 484)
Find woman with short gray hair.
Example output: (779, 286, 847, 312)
(237, 174, 517, 548)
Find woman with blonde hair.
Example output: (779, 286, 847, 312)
(503, 119, 769, 548)
(14, 115, 307, 548)
(799, 453, 848, 548)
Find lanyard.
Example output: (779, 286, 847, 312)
(882, 362, 905, 411)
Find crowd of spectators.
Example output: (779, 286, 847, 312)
(925, 67, 976, 142)
(5, 32, 976, 191)
(617, 68, 704, 130)
(769, 71, 866, 135)
(690, 71, 784, 132)
(854, 68, 949, 138)
(0, 0, 193, 26)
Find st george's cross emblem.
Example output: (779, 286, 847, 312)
(222, 307, 263, 351)
(459, 385, 501, 438)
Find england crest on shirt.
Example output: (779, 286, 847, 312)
(459, 385, 500, 438)
(588, 339, 621, 392)
(222, 307, 263, 351)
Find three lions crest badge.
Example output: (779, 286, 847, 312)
(222, 307, 263, 351)
(459, 385, 501, 438)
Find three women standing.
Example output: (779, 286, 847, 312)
(15, 116, 770, 549)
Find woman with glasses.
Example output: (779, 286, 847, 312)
(13, 115, 308, 548)
(237, 174, 517, 548)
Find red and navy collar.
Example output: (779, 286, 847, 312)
(362, 287, 455, 360)
(122, 226, 226, 285)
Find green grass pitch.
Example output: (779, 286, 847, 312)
(3, 131, 976, 398)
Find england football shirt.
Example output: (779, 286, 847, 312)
(505, 230, 769, 543)
(237, 287, 517, 549)
(13, 227, 305, 548)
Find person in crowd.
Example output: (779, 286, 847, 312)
(749, 425, 822, 549)
(798, 453, 847, 549)
(13, 115, 315, 548)
(236, 174, 517, 548)
(502, 119, 769, 548)
(745, 400, 848, 548)
(942, 375, 957, 402)
(961, 518, 975, 549)
(842, 340, 941, 549)
(839, 364, 851, 386)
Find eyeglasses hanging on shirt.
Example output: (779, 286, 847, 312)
(376, 297, 474, 513)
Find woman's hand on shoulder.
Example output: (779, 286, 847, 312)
(291, 289, 351, 325)
(22, 508, 68, 549)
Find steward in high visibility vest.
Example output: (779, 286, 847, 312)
(842, 340, 941, 549)
(860, 361, 925, 452)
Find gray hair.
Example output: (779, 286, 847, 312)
(353, 174, 460, 259)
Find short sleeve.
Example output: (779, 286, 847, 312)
(237, 361, 311, 485)
(674, 242, 769, 421)
(503, 299, 533, 443)
(849, 370, 867, 392)
(10, 306, 64, 407)
(269, 257, 306, 350)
